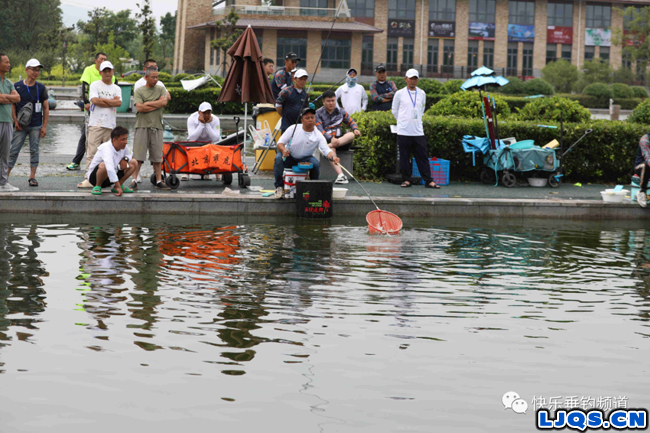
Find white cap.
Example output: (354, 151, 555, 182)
(100, 61, 114, 71)
(405, 68, 419, 78)
(291, 68, 297, 73)
(294, 69, 308, 79)
(198, 102, 212, 112)
(25, 59, 44, 68)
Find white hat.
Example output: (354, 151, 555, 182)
(294, 69, 308, 79)
(405, 68, 419, 78)
(25, 59, 44, 68)
(198, 102, 212, 112)
(100, 61, 114, 71)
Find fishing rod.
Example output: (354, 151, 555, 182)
(283, 0, 345, 160)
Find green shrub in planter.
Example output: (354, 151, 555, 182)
(426, 90, 511, 118)
(442, 79, 464, 94)
(522, 78, 555, 95)
(499, 77, 526, 95)
(611, 83, 634, 99)
(514, 96, 591, 123)
(631, 86, 648, 99)
(583, 82, 613, 100)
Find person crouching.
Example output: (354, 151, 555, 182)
(273, 107, 340, 199)
(87, 126, 139, 196)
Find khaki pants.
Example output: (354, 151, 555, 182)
(86, 127, 112, 174)
(133, 128, 163, 163)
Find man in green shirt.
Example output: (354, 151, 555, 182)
(0, 53, 21, 192)
(132, 67, 169, 190)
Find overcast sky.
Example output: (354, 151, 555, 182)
(61, 0, 179, 26)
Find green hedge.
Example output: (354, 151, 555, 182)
(556, 94, 642, 110)
(351, 111, 648, 184)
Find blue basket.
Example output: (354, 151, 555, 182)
(412, 157, 450, 186)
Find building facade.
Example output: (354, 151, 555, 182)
(174, 0, 650, 80)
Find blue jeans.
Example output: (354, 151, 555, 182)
(9, 125, 41, 168)
(273, 153, 320, 187)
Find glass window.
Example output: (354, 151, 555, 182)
(509, 1, 535, 25)
(443, 39, 454, 73)
(562, 44, 571, 61)
(547, 2, 573, 27)
(276, 37, 307, 67)
(507, 42, 518, 75)
(586, 4, 611, 28)
(428, 40, 439, 73)
(522, 43, 533, 75)
(362, 35, 374, 72)
(546, 43, 557, 64)
(468, 41, 479, 70)
(623, 6, 640, 30)
(348, 0, 375, 18)
(623, 52, 632, 69)
(429, 0, 456, 21)
(389, 0, 416, 19)
(256, 35, 263, 52)
(321, 38, 351, 69)
(584, 45, 595, 61)
(469, 0, 495, 23)
(387, 38, 398, 70)
(483, 41, 494, 68)
(402, 38, 414, 69)
(301, 0, 328, 16)
(599, 46, 609, 63)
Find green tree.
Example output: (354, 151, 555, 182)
(95, 32, 130, 75)
(76, 8, 139, 53)
(77, 8, 112, 49)
(541, 59, 579, 93)
(137, 0, 156, 61)
(0, 0, 63, 52)
(159, 12, 177, 68)
(573, 59, 613, 92)
(614, 6, 650, 70)
(210, 9, 243, 77)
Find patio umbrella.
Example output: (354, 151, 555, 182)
(460, 74, 509, 149)
(217, 25, 275, 159)
(470, 66, 496, 77)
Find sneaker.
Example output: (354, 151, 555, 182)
(638, 191, 647, 208)
(0, 183, 19, 192)
(77, 179, 93, 188)
(66, 163, 80, 171)
(135, 175, 142, 183)
(274, 186, 284, 199)
(129, 180, 138, 190)
(335, 174, 349, 184)
(155, 181, 171, 190)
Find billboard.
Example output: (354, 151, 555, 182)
(388, 19, 415, 37)
(585, 28, 611, 46)
(429, 21, 455, 38)
(468, 22, 495, 40)
(508, 24, 535, 42)
(547, 26, 573, 44)
(624, 29, 644, 47)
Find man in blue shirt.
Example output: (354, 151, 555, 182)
(276, 69, 310, 133)
(8, 59, 49, 187)
(271, 52, 299, 100)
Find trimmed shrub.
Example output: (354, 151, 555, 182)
(173, 73, 191, 82)
(388, 76, 406, 89)
(426, 90, 511, 119)
(499, 77, 526, 95)
(417, 79, 444, 95)
(632, 86, 649, 99)
(442, 79, 464, 94)
(514, 96, 591, 123)
(158, 72, 173, 82)
(541, 59, 579, 93)
(522, 78, 555, 95)
(611, 83, 634, 99)
(583, 82, 613, 101)
(627, 99, 650, 124)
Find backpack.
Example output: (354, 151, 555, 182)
(16, 102, 33, 127)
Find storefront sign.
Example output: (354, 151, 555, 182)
(585, 28, 611, 46)
(508, 24, 535, 42)
(388, 19, 415, 37)
(429, 21, 455, 38)
(547, 26, 573, 44)
(468, 22, 495, 40)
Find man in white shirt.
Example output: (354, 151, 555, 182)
(391, 68, 440, 189)
(78, 60, 122, 188)
(273, 107, 340, 199)
(87, 126, 140, 196)
(133, 59, 171, 101)
(335, 68, 367, 114)
(183, 101, 221, 180)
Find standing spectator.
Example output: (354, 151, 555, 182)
(276, 69, 309, 133)
(370, 64, 398, 112)
(77, 61, 122, 188)
(184, 101, 221, 181)
(315, 90, 361, 184)
(134, 59, 171, 101)
(131, 67, 169, 190)
(272, 52, 299, 100)
(7, 59, 50, 187)
(335, 68, 367, 114)
(392, 69, 440, 189)
(0, 53, 20, 192)
(66, 52, 107, 176)
(263, 58, 275, 82)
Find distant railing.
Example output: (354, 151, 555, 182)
(214, 5, 351, 18)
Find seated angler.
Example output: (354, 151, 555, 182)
(273, 107, 340, 199)
(87, 126, 139, 196)
(183, 101, 221, 180)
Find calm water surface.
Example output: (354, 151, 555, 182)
(0, 216, 649, 432)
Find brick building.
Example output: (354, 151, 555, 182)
(174, 0, 650, 81)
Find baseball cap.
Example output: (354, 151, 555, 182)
(100, 61, 114, 71)
(375, 64, 387, 72)
(199, 102, 212, 112)
(26, 59, 44, 69)
(285, 52, 301, 61)
(301, 107, 316, 117)
(294, 69, 308, 79)
(347, 68, 358, 76)
(405, 68, 419, 78)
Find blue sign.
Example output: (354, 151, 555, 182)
(508, 24, 535, 42)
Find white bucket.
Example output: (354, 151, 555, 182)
(283, 169, 307, 199)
